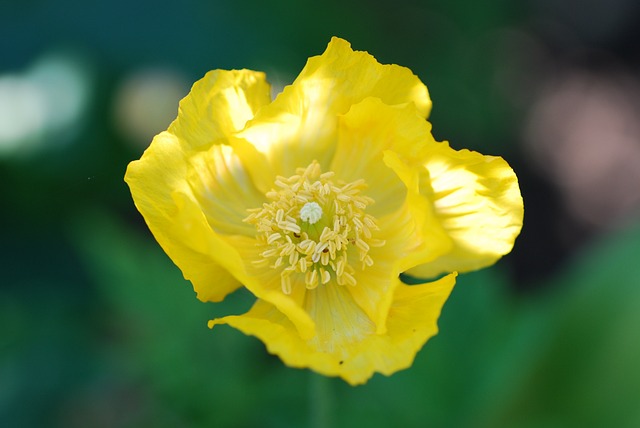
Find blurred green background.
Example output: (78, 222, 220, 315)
(3, 0, 640, 427)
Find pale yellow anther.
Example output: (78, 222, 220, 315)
(315, 241, 329, 254)
(281, 273, 292, 295)
(336, 258, 345, 276)
(320, 268, 331, 284)
(267, 232, 282, 244)
(363, 255, 374, 268)
(261, 248, 278, 258)
(355, 238, 370, 253)
(306, 269, 319, 289)
(364, 215, 377, 229)
(289, 251, 299, 266)
(320, 251, 330, 266)
(343, 272, 357, 286)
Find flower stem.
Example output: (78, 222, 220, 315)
(309, 372, 332, 428)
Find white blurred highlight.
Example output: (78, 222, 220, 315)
(0, 53, 90, 156)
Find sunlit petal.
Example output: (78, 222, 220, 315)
(169, 69, 271, 149)
(408, 144, 523, 278)
(236, 37, 431, 181)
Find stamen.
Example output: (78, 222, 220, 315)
(243, 160, 384, 293)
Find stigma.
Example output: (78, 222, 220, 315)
(299, 202, 323, 224)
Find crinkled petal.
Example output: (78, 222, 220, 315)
(333, 98, 453, 270)
(235, 37, 431, 183)
(408, 143, 523, 278)
(298, 37, 431, 118)
(332, 97, 435, 217)
(221, 234, 317, 339)
(340, 175, 452, 335)
(380, 149, 453, 270)
(125, 70, 272, 302)
(125, 133, 243, 302)
(209, 273, 456, 385)
(127, 137, 317, 338)
(325, 98, 452, 333)
(186, 144, 264, 236)
(169, 69, 271, 149)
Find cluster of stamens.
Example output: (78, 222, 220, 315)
(244, 161, 385, 294)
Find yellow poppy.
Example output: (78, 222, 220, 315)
(125, 37, 523, 385)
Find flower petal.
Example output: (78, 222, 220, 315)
(326, 98, 452, 333)
(235, 37, 431, 180)
(295, 37, 431, 118)
(408, 144, 524, 278)
(169, 69, 271, 149)
(126, 133, 317, 338)
(221, 234, 317, 340)
(380, 150, 452, 270)
(125, 132, 244, 302)
(345, 261, 396, 336)
(339, 169, 452, 335)
(125, 70, 272, 302)
(331, 97, 453, 268)
(332, 97, 433, 217)
(209, 273, 456, 385)
(186, 144, 264, 236)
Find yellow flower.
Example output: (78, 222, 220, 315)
(124, 37, 523, 385)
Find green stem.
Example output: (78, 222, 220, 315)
(309, 372, 332, 428)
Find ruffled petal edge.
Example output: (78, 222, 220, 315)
(209, 273, 456, 385)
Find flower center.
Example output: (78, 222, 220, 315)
(244, 160, 385, 294)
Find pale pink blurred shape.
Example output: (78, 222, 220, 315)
(525, 69, 640, 227)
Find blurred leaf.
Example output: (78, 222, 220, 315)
(0, 228, 99, 428)
(72, 210, 640, 428)
(72, 211, 309, 427)
(474, 222, 640, 428)
(332, 221, 640, 428)
(332, 267, 516, 428)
